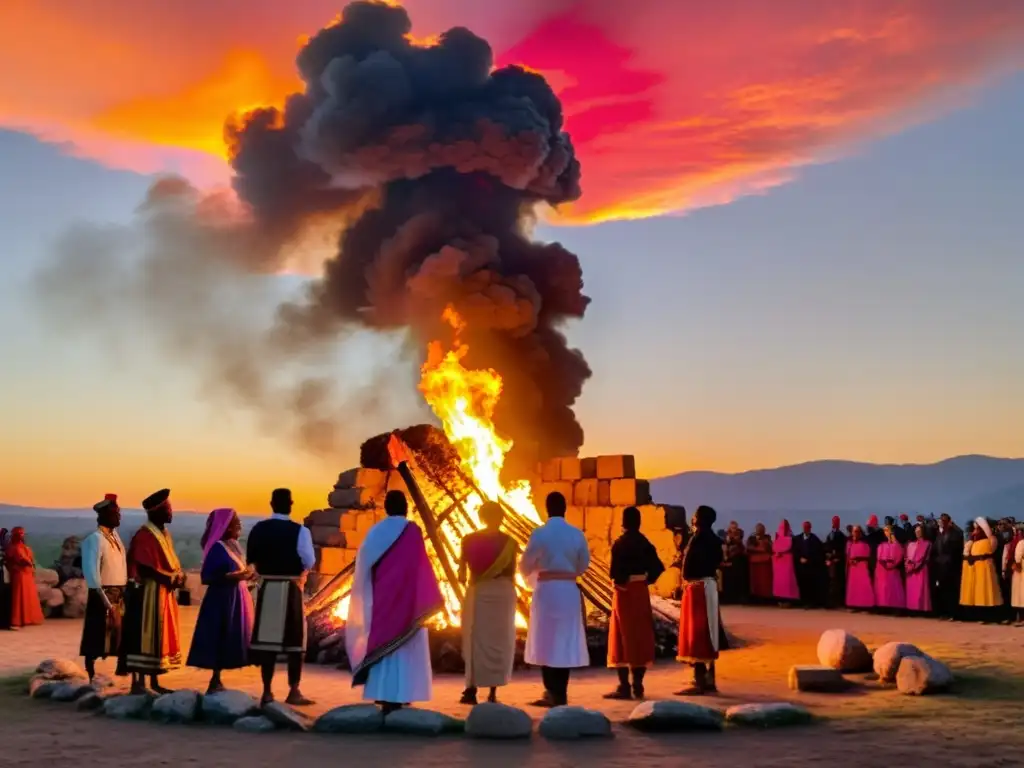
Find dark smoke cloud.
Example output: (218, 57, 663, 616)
(37, 0, 591, 476)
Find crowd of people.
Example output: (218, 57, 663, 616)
(710, 514, 1024, 623)
(6, 487, 1019, 710)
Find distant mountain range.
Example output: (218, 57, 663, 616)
(651, 455, 1024, 524)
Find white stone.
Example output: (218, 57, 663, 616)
(788, 665, 849, 693)
(152, 690, 201, 723)
(34, 568, 59, 587)
(201, 690, 259, 725)
(383, 708, 464, 736)
(262, 701, 311, 732)
(313, 704, 385, 734)
(104, 694, 154, 720)
(234, 715, 277, 733)
(36, 658, 88, 680)
(817, 629, 872, 673)
(49, 681, 92, 702)
(873, 642, 924, 683)
(465, 702, 533, 739)
(725, 702, 813, 728)
(896, 655, 954, 695)
(59, 579, 88, 619)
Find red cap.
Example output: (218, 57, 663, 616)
(868, 515, 879, 527)
(802, 521, 812, 532)
(104, 493, 118, 502)
(899, 514, 909, 521)
(832, 515, 841, 527)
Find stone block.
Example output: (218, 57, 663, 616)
(341, 511, 358, 532)
(573, 479, 599, 507)
(596, 454, 636, 479)
(560, 457, 582, 481)
(583, 506, 613, 542)
(787, 665, 849, 693)
(310, 526, 346, 548)
(315, 546, 351, 574)
(539, 459, 561, 482)
(609, 478, 652, 506)
(345, 531, 366, 550)
(896, 655, 953, 695)
(564, 506, 585, 530)
(335, 468, 387, 492)
(873, 642, 924, 683)
(386, 471, 408, 495)
(354, 510, 377, 534)
(638, 504, 669, 534)
(597, 480, 612, 506)
(306, 508, 345, 528)
(534, 482, 574, 512)
(328, 486, 379, 510)
(586, 535, 611, 564)
(580, 457, 598, 478)
(653, 566, 680, 598)
(817, 629, 872, 673)
(645, 527, 678, 565)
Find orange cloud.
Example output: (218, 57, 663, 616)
(2, 0, 1022, 222)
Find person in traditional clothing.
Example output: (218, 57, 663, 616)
(675, 505, 723, 696)
(457, 501, 518, 705)
(0, 528, 11, 630)
(845, 526, 875, 610)
(904, 524, 932, 614)
(865, 515, 885, 555)
(248, 488, 316, 706)
(4, 527, 44, 629)
(745, 523, 773, 602)
(793, 521, 826, 608)
(960, 517, 1003, 622)
(771, 520, 799, 604)
(873, 525, 905, 612)
(718, 525, 748, 605)
(121, 489, 184, 693)
(1008, 524, 1024, 624)
(520, 491, 591, 708)
(897, 514, 914, 544)
(346, 490, 444, 714)
(604, 506, 665, 701)
(931, 514, 963, 619)
(823, 516, 847, 609)
(80, 494, 127, 681)
(187, 508, 256, 694)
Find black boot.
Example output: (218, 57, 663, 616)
(603, 668, 631, 700)
(460, 686, 478, 705)
(704, 662, 718, 693)
(674, 663, 707, 696)
(631, 667, 646, 700)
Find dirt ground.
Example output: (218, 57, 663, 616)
(1, 605, 1021, 767)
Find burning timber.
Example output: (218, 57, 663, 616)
(303, 426, 688, 669)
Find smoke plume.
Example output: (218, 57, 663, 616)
(37, 0, 590, 475)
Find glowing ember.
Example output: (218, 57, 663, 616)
(416, 305, 542, 628)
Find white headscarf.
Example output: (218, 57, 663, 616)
(974, 517, 995, 543)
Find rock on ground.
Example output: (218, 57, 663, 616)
(383, 708, 465, 736)
(34, 568, 59, 588)
(77, 692, 105, 712)
(313, 704, 385, 734)
(201, 690, 259, 725)
(817, 629, 873, 673)
(539, 706, 613, 741)
(103, 694, 154, 720)
(234, 716, 278, 733)
(788, 665, 850, 693)
(35, 658, 87, 680)
(262, 701, 311, 732)
(726, 703, 813, 728)
(49, 681, 93, 702)
(873, 642, 924, 683)
(465, 702, 533, 739)
(60, 579, 89, 619)
(896, 655, 954, 695)
(625, 700, 724, 732)
(151, 690, 202, 724)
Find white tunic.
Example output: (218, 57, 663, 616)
(520, 517, 591, 668)
(346, 516, 433, 704)
(1011, 539, 1024, 609)
(81, 528, 127, 589)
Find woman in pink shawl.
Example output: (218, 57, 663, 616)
(904, 523, 932, 613)
(846, 526, 875, 609)
(186, 508, 256, 693)
(771, 520, 799, 602)
(873, 524, 906, 611)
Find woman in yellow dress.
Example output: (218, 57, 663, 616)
(959, 517, 1003, 621)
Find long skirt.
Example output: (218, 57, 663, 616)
(187, 582, 255, 670)
(676, 578, 719, 664)
(7, 566, 44, 628)
(874, 567, 906, 609)
(462, 578, 517, 688)
(748, 558, 772, 600)
(250, 576, 305, 658)
(607, 579, 655, 668)
(363, 626, 432, 704)
(120, 579, 182, 674)
(904, 567, 932, 612)
(846, 563, 875, 608)
(80, 586, 125, 659)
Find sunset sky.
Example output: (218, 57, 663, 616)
(1, 0, 1022, 515)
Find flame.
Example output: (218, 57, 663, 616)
(416, 305, 542, 628)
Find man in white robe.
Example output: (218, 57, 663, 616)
(80, 494, 128, 682)
(520, 491, 591, 707)
(345, 491, 444, 713)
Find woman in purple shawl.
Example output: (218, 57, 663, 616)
(186, 508, 256, 693)
(904, 524, 933, 613)
(873, 524, 906, 612)
(772, 520, 800, 602)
